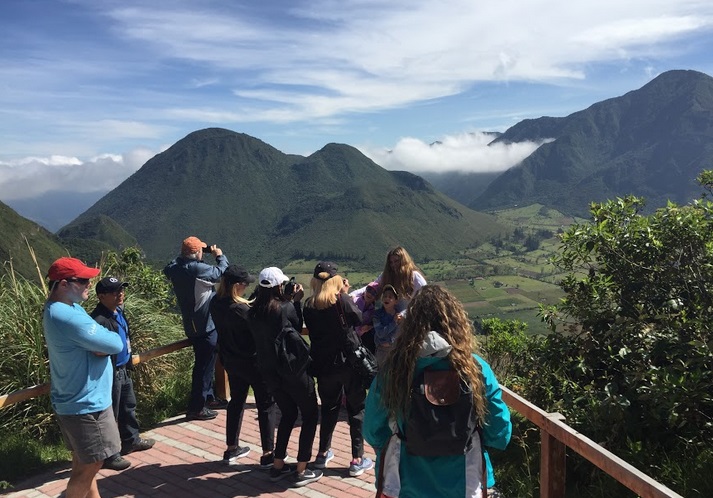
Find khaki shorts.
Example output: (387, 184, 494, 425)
(56, 407, 121, 464)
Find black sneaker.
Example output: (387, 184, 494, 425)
(293, 468, 322, 487)
(223, 446, 250, 464)
(121, 437, 155, 455)
(259, 453, 275, 469)
(102, 454, 131, 471)
(206, 397, 229, 410)
(186, 407, 218, 421)
(269, 463, 295, 482)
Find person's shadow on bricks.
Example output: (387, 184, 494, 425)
(97, 461, 298, 497)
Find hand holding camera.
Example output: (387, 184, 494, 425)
(202, 244, 223, 257)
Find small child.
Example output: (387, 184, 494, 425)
(351, 281, 379, 354)
(372, 284, 402, 367)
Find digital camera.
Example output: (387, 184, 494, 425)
(202, 245, 212, 254)
(284, 277, 297, 296)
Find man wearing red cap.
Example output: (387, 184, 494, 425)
(164, 236, 229, 420)
(43, 257, 124, 498)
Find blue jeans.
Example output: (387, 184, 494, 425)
(187, 330, 218, 413)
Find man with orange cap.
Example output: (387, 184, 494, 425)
(164, 236, 229, 420)
(44, 257, 124, 498)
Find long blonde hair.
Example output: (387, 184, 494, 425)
(381, 246, 421, 298)
(216, 278, 253, 306)
(380, 285, 486, 423)
(307, 275, 343, 310)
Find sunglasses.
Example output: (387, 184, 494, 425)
(66, 278, 91, 285)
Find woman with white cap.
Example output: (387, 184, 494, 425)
(247, 267, 322, 487)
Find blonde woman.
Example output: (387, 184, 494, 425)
(364, 285, 511, 498)
(303, 261, 375, 477)
(209, 265, 276, 467)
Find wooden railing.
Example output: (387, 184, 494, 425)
(0, 339, 683, 498)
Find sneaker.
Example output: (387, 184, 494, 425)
(223, 446, 250, 464)
(313, 449, 334, 469)
(206, 397, 229, 409)
(293, 468, 323, 487)
(186, 407, 218, 421)
(102, 454, 131, 471)
(121, 437, 155, 455)
(259, 453, 275, 469)
(349, 457, 374, 477)
(269, 463, 295, 482)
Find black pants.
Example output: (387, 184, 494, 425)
(108, 365, 140, 459)
(188, 330, 217, 413)
(316, 364, 366, 459)
(226, 365, 276, 452)
(270, 372, 318, 463)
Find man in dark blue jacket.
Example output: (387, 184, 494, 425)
(91, 276, 155, 471)
(164, 236, 229, 420)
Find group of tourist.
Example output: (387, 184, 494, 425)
(42, 240, 511, 497)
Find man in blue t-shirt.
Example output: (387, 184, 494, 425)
(91, 276, 155, 471)
(44, 257, 124, 498)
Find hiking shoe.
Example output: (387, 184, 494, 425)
(313, 449, 334, 468)
(259, 453, 275, 469)
(186, 407, 218, 421)
(121, 437, 155, 455)
(293, 468, 323, 487)
(349, 457, 374, 477)
(223, 446, 250, 464)
(206, 397, 229, 410)
(102, 454, 131, 471)
(269, 463, 295, 482)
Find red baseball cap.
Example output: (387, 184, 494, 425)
(47, 257, 101, 281)
(181, 236, 205, 255)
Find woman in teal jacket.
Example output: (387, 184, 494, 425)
(364, 285, 511, 498)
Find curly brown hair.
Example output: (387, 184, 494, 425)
(380, 285, 486, 423)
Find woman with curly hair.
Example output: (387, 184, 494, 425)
(364, 285, 511, 498)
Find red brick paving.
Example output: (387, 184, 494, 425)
(6, 398, 377, 498)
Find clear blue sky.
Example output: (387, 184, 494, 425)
(1, 0, 713, 201)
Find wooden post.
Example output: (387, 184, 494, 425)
(540, 412, 567, 498)
(214, 355, 230, 401)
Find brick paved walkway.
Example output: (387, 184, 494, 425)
(7, 398, 377, 498)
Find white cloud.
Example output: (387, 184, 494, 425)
(360, 132, 550, 174)
(0, 148, 157, 201)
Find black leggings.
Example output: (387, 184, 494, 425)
(226, 365, 276, 452)
(317, 365, 366, 459)
(271, 372, 318, 463)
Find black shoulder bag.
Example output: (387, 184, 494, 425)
(335, 295, 378, 389)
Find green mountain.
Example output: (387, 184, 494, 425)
(64, 128, 506, 268)
(471, 69, 713, 215)
(0, 200, 70, 282)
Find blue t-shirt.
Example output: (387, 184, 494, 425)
(43, 301, 123, 415)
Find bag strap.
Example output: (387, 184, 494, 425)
(374, 440, 389, 498)
(334, 294, 348, 328)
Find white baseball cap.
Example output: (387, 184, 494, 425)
(258, 267, 289, 288)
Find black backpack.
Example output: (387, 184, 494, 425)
(274, 324, 311, 379)
(400, 367, 480, 457)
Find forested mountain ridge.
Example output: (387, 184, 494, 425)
(63, 128, 506, 268)
(470, 69, 713, 215)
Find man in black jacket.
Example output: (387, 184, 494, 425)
(91, 276, 155, 471)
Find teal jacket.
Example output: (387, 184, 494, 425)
(364, 332, 511, 497)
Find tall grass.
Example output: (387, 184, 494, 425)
(0, 248, 192, 488)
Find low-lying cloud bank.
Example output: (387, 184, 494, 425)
(360, 132, 551, 173)
(0, 148, 156, 201)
